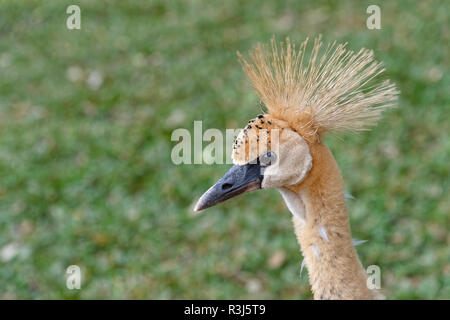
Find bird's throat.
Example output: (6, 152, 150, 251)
(282, 143, 378, 299)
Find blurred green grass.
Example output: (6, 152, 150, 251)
(0, 0, 448, 299)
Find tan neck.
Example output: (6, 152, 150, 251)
(283, 143, 378, 300)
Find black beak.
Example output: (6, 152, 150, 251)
(194, 163, 263, 212)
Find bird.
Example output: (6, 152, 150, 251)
(194, 37, 398, 300)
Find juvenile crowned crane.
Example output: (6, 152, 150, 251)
(194, 37, 398, 299)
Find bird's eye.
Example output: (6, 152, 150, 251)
(260, 151, 277, 166)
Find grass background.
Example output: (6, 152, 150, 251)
(0, 0, 448, 299)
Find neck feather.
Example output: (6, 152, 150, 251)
(281, 143, 379, 300)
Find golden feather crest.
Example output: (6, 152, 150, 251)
(238, 37, 399, 138)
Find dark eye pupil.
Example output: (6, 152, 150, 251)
(260, 151, 275, 166)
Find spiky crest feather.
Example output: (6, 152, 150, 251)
(237, 37, 399, 140)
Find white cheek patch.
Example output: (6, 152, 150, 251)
(262, 130, 312, 189)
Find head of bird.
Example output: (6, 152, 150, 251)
(194, 114, 313, 211)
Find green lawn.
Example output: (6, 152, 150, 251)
(0, 0, 448, 299)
